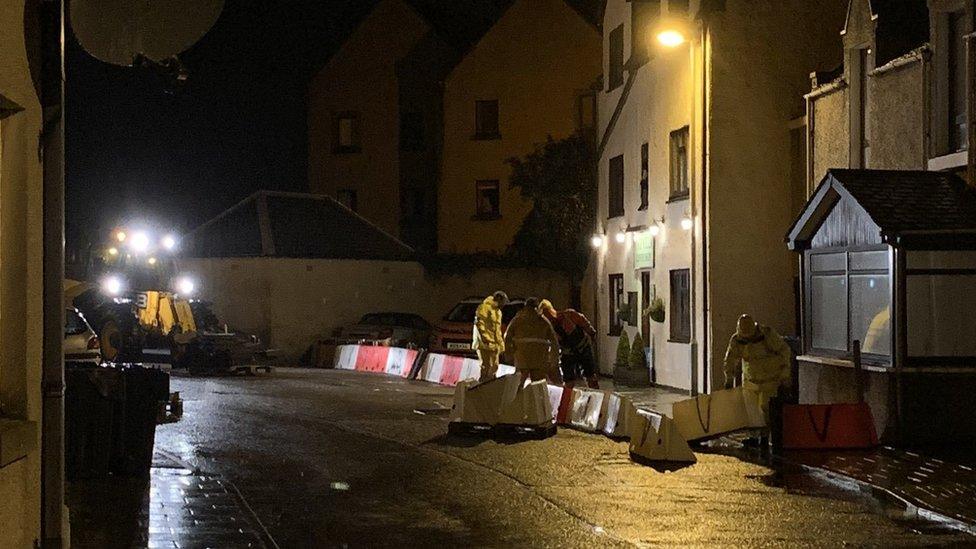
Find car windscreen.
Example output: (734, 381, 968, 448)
(65, 309, 89, 336)
(444, 302, 480, 322)
(359, 313, 425, 328)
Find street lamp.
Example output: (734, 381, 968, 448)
(681, 216, 694, 231)
(657, 29, 686, 48)
(590, 235, 604, 248)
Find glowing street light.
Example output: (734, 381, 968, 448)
(657, 29, 686, 48)
(590, 235, 604, 248)
(161, 234, 177, 251)
(130, 231, 151, 253)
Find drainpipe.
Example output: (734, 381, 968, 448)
(40, 1, 66, 547)
(689, 17, 710, 396)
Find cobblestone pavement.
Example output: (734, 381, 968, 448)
(68, 451, 273, 548)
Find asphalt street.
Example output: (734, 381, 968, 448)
(147, 368, 973, 547)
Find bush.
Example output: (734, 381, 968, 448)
(614, 331, 631, 369)
(630, 332, 646, 370)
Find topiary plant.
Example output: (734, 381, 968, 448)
(614, 331, 631, 370)
(630, 332, 646, 370)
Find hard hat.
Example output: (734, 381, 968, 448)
(736, 314, 758, 339)
(539, 299, 556, 315)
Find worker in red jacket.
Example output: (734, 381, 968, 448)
(539, 299, 599, 389)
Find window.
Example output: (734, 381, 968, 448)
(608, 154, 624, 218)
(474, 179, 500, 219)
(474, 100, 500, 139)
(669, 127, 689, 199)
(334, 112, 360, 153)
(337, 189, 358, 212)
(807, 249, 890, 359)
(608, 24, 624, 91)
(639, 143, 649, 210)
(627, 291, 639, 326)
(947, 10, 969, 152)
(400, 111, 424, 151)
(641, 272, 652, 341)
(669, 269, 691, 343)
(609, 274, 624, 336)
(577, 92, 596, 133)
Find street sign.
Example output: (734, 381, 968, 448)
(634, 232, 655, 270)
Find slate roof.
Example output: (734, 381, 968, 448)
(787, 169, 976, 249)
(182, 191, 415, 261)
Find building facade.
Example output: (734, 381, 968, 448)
(437, 0, 601, 253)
(0, 2, 46, 546)
(587, 0, 846, 392)
(796, 0, 976, 443)
(307, 0, 601, 254)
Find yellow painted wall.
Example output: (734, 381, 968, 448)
(868, 63, 926, 170)
(0, 0, 45, 546)
(307, 0, 430, 237)
(437, 0, 601, 253)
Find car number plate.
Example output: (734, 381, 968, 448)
(446, 342, 471, 350)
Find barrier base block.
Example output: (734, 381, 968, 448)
(448, 420, 556, 440)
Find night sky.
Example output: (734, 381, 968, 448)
(65, 0, 375, 251)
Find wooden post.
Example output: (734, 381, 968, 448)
(852, 339, 864, 404)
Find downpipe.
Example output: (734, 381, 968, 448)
(40, 0, 66, 547)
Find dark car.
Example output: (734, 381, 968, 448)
(335, 312, 431, 348)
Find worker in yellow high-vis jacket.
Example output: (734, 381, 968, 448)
(474, 291, 508, 382)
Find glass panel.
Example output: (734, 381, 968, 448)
(810, 252, 845, 273)
(811, 274, 847, 351)
(850, 274, 890, 356)
(908, 275, 976, 356)
(849, 250, 888, 271)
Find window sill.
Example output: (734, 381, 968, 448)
(927, 150, 967, 171)
(637, 204, 648, 211)
(0, 418, 37, 468)
(796, 354, 891, 373)
(471, 214, 502, 221)
(666, 193, 689, 204)
(471, 133, 501, 141)
(668, 339, 691, 344)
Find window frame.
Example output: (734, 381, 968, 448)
(804, 245, 892, 364)
(608, 273, 624, 336)
(473, 100, 500, 140)
(669, 127, 689, 200)
(474, 179, 501, 220)
(638, 142, 649, 210)
(669, 269, 691, 343)
(607, 24, 625, 91)
(608, 154, 624, 219)
(333, 111, 361, 154)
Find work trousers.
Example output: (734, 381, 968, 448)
(477, 349, 500, 382)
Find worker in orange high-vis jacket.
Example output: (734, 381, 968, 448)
(540, 299, 599, 389)
(473, 290, 507, 382)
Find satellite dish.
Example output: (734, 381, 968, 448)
(69, 0, 224, 66)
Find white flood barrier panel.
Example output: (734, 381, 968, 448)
(629, 409, 697, 463)
(569, 388, 606, 432)
(599, 392, 637, 438)
(671, 386, 766, 442)
(333, 345, 359, 370)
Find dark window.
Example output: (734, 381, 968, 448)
(669, 127, 689, 199)
(403, 188, 425, 219)
(609, 273, 624, 336)
(475, 179, 500, 219)
(577, 93, 596, 132)
(608, 154, 624, 218)
(639, 143, 649, 210)
(474, 100, 500, 139)
(334, 112, 360, 153)
(337, 189, 358, 212)
(627, 291, 639, 326)
(400, 111, 424, 151)
(608, 24, 624, 91)
(948, 10, 969, 152)
(641, 272, 652, 342)
(669, 269, 691, 343)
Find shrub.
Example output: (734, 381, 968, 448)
(614, 331, 631, 369)
(630, 332, 646, 370)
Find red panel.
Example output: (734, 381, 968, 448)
(355, 346, 391, 373)
(782, 403, 879, 449)
(438, 355, 466, 386)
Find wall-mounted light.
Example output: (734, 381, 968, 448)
(107, 247, 118, 256)
(681, 216, 694, 231)
(657, 29, 686, 48)
(590, 235, 604, 248)
(615, 232, 626, 244)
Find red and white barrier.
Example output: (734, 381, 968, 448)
(416, 352, 515, 386)
(332, 344, 419, 379)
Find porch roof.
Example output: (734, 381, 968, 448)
(786, 169, 976, 250)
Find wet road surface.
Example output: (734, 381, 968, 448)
(94, 368, 976, 547)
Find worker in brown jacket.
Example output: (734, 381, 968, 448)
(504, 297, 560, 382)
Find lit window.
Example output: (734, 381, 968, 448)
(474, 179, 500, 219)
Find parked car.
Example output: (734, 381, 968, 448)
(334, 312, 431, 348)
(428, 297, 525, 357)
(64, 307, 101, 364)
